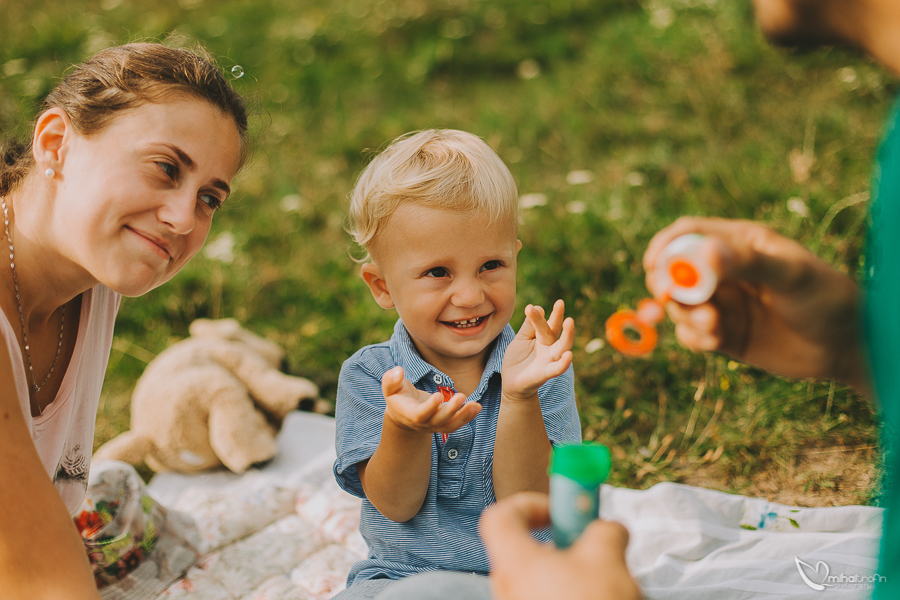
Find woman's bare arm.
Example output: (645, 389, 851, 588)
(0, 341, 101, 600)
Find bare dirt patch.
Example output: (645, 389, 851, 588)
(680, 444, 879, 507)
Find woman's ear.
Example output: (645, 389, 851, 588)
(32, 108, 71, 175)
(360, 262, 395, 309)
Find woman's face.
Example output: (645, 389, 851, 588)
(50, 97, 242, 296)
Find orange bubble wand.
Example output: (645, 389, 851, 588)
(606, 234, 716, 357)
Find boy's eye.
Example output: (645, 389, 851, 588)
(481, 260, 503, 272)
(425, 267, 449, 278)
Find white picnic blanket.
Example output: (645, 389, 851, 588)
(146, 412, 882, 599)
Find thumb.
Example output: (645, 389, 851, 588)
(570, 519, 631, 565)
(381, 366, 406, 398)
(644, 218, 819, 299)
(480, 492, 550, 568)
(569, 520, 642, 600)
(484, 491, 552, 532)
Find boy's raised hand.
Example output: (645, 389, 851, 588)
(502, 300, 575, 402)
(381, 366, 481, 434)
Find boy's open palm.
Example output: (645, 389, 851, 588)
(381, 366, 481, 433)
(502, 300, 575, 401)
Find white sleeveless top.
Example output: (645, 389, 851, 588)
(1, 284, 121, 515)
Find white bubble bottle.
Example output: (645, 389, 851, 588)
(653, 233, 717, 305)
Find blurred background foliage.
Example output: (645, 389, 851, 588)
(0, 0, 891, 503)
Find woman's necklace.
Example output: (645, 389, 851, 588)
(0, 196, 66, 400)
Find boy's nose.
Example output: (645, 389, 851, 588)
(451, 279, 485, 308)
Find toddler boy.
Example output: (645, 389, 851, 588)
(333, 129, 581, 598)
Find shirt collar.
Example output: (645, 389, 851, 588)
(389, 318, 515, 392)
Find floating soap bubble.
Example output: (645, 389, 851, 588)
(231, 65, 244, 79)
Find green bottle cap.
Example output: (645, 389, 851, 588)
(549, 443, 612, 485)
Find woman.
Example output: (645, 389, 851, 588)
(0, 42, 248, 598)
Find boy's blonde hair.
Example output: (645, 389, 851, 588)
(348, 129, 518, 261)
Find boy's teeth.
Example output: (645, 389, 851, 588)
(450, 317, 483, 328)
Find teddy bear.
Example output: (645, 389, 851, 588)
(93, 318, 326, 474)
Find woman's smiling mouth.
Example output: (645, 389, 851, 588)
(127, 226, 173, 260)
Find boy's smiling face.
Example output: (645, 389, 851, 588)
(362, 203, 521, 375)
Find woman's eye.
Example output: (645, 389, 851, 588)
(481, 260, 503, 272)
(199, 194, 222, 210)
(425, 267, 449, 278)
(157, 162, 177, 178)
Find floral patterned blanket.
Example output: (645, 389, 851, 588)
(147, 412, 365, 599)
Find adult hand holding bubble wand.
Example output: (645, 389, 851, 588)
(606, 233, 718, 357)
(606, 218, 867, 395)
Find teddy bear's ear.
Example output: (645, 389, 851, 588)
(189, 318, 242, 339)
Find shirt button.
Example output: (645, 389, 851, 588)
(433, 374, 443, 385)
(447, 448, 459, 460)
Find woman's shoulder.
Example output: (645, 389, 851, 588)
(69, 284, 121, 370)
(76, 284, 122, 330)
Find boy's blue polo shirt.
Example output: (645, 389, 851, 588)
(334, 319, 581, 585)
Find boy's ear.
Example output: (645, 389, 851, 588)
(516, 239, 523, 254)
(32, 108, 71, 174)
(360, 262, 395, 309)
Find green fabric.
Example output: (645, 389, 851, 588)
(863, 94, 900, 599)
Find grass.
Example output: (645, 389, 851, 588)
(0, 0, 891, 505)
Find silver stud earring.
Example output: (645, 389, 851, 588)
(44, 168, 55, 178)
